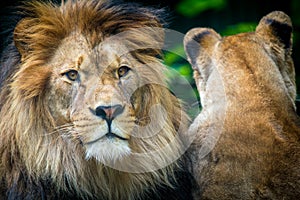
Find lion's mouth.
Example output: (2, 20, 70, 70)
(85, 132, 128, 145)
(105, 132, 128, 141)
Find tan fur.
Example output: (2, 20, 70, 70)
(0, 1, 189, 199)
(184, 11, 300, 199)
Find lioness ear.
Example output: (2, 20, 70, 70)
(184, 28, 221, 70)
(184, 28, 221, 107)
(256, 11, 293, 50)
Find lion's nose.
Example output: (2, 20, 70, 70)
(95, 104, 124, 121)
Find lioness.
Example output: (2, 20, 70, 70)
(184, 11, 300, 199)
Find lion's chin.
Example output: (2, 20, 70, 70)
(85, 138, 131, 163)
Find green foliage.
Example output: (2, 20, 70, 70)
(292, 0, 300, 26)
(176, 0, 227, 17)
(163, 47, 200, 117)
(221, 22, 256, 36)
(163, 46, 193, 83)
(164, 45, 185, 66)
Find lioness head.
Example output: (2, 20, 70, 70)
(184, 11, 295, 111)
(0, 1, 189, 199)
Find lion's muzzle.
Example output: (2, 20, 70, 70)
(86, 104, 129, 143)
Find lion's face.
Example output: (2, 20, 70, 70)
(46, 34, 157, 162)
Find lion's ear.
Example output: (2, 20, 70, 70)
(14, 18, 33, 59)
(184, 28, 221, 72)
(256, 11, 293, 50)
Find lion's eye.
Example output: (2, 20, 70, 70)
(117, 65, 131, 78)
(64, 70, 79, 81)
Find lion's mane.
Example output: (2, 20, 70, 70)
(0, 1, 191, 199)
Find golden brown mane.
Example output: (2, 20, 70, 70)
(0, 1, 191, 199)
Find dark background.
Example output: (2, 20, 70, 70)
(1, 0, 299, 97)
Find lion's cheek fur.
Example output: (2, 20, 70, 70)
(12, 65, 51, 99)
(47, 86, 73, 125)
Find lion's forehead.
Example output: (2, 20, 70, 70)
(51, 33, 131, 72)
(217, 34, 279, 67)
(210, 32, 295, 104)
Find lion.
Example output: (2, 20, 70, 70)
(0, 0, 192, 199)
(184, 11, 300, 199)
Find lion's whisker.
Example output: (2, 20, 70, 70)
(45, 123, 74, 136)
